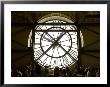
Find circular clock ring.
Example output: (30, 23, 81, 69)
(40, 27, 72, 58)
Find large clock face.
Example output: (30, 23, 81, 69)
(34, 20, 78, 69)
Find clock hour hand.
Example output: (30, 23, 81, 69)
(36, 38, 59, 61)
(55, 32, 66, 42)
(58, 44, 77, 62)
(37, 32, 66, 60)
(42, 33, 54, 43)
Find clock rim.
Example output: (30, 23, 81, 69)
(39, 27, 73, 58)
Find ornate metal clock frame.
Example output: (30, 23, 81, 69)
(30, 18, 81, 69)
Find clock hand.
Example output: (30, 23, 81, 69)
(42, 33, 54, 43)
(45, 32, 54, 43)
(45, 32, 55, 42)
(44, 32, 67, 49)
(36, 32, 53, 43)
(37, 32, 66, 60)
(48, 32, 66, 44)
(58, 44, 77, 62)
(53, 32, 66, 44)
(36, 36, 61, 61)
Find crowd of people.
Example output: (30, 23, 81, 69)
(11, 62, 100, 77)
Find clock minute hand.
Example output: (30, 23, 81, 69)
(42, 34, 53, 43)
(36, 36, 61, 61)
(36, 32, 66, 60)
(56, 32, 66, 42)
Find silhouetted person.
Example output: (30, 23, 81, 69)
(65, 66, 72, 76)
(35, 62, 41, 76)
(54, 66, 60, 77)
(44, 66, 49, 77)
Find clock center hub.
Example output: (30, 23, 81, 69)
(53, 41, 59, 48)
(54, 41, 59, 46)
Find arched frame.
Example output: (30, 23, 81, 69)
(28, 13, 84, 69)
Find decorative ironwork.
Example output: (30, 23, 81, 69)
(33, 20, 78, 69)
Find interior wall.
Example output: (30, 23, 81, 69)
(81, 54, 100, 68)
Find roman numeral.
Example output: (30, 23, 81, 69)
(70, 33, 77, 36)
(72, 42, 77, 46)
(54, 60, 56, 64)
(35, 25, 43, 30)
(42, 35, 53, 42)
(34, 49, 43, 58)
(42, 56, 49, 66)
(62, 55, 70, 65)
(34, 43, 40, 45)
(69, 49, 78, 60)
(58, 44, 77, 62)
(36, 32, 42, 36)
